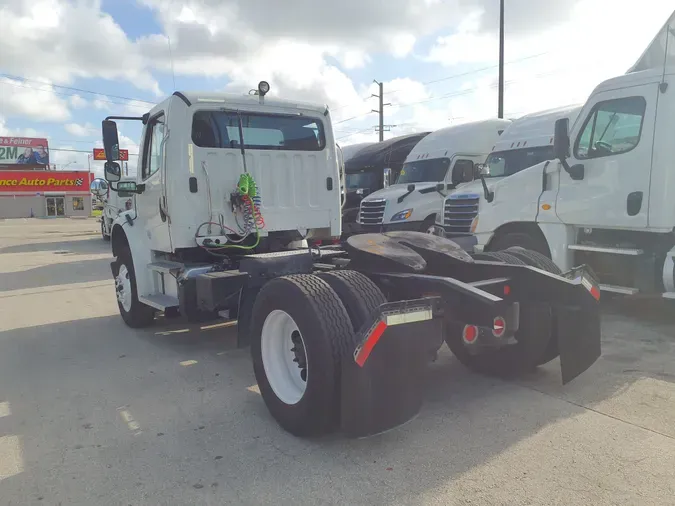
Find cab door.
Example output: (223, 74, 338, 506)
(555, 85, 657, 229)
(136, 111, 172, 251)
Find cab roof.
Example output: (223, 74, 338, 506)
(491, 104, 582, 153)
(168, 91, 329, 115)
(405, 118, 512, 162)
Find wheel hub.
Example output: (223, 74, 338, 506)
(115, 264, 132, 312)
(260, 310, 308, 405)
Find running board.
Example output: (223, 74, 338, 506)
(569, 245, 643, 256)
(139, 294, 180, 310)
(148, 260, 184, 274)
(599, 284, 639, 295)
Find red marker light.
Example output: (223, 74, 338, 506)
(493, 317, 506, 337)
(463, 325, 478, 344)
(503, 285, 511, 295)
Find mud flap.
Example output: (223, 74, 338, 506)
(339, 299, 440, 438)
(556, 304, 601, 384)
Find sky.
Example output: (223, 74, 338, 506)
(0, 0, 672, 177)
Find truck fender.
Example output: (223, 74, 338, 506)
(110, 217, 153, 298)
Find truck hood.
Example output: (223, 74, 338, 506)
(362, 182, 440, 204)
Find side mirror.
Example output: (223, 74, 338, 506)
(553, 118, 570, 161)
(407, 183, 415, 193)
(383, 168, 392, 188)
(117, 181, 142, 194)
(102, 120, 120, 162)
(474, 163, 486, 177)
(104, 161, 122, 183)
(90, 178, 109, 197)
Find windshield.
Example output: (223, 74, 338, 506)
(346, 171, 378, 190)
(483, 146, 555, 178)
(191, 110, 326, 151)
(396, 158, 450, 184)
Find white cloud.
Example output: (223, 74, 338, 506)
(0, 77, 71, 122)
(64, 122, 96, 137)
(0, 0, 161, 95)
(69, 94, 88, 109)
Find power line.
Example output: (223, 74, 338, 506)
(330, 51, 551, 118)
(0, 80, 151, 110)
(0, 73, 155, 105)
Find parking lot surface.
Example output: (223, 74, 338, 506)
(0, 218, 674, 505)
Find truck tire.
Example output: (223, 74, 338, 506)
(316, 270, 386, 331)
(420, 216, 436, 234)
(101, 220, 110, 241)
(490, 231, 549, 258)
(445, 251, 552, 376)
(113, 249, 156, 328)
(504, 247, 561, 366)
(250, 274, 356, 437)
(504, 247, 561, 274)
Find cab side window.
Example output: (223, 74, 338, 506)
(574, 97, 646, 160)
(142, 114, 166, 180)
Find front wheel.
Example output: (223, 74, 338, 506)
(101, 220, 110, 241)
(114, 250, 155, 328)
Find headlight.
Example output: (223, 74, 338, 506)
(356, 189, 364, 195)
(470, 215, 479, 233)
(391, 209, 413, 222)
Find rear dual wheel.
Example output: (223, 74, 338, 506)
(250, 271, 385, 437)
(445, 248, 560, 376)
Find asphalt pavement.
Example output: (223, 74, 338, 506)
(0, 218, 674, 505)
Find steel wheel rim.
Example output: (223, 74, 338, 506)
(260, 309, 308, 405)
(116, 264, 132, 312)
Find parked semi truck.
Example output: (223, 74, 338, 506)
(356, 119, 511, 237)
(443, 12, 675, 299)
(342, 132, 430, 236)
(96, 81, 601, 439)
(433, 105, 581, 245)
(91, 176, 135, 240)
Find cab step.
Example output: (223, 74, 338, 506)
(139, 294, 180, 310)
(568, 245, 643, 256)
(663, 292, 675, 300)
(147, 260, 184, 274)
(599, 284, 639, 295)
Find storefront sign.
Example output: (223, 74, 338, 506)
(0, 170, 93, 193)
(0, 137, 50, 165)
(93, 148, 129, 161)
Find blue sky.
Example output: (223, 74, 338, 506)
(0, 0, 671, 176)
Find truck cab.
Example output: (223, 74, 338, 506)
(342, 132, 429, 236)
(356, 119, 511, 234)
(433, 105, 581, 243)
(92, 176, 135, 240)
(98, 85, 341, 316)
(463, 11, 675, 299)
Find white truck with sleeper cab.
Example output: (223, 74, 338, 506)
(356, 119, 511, 235)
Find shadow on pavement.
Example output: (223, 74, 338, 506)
(0, 257, 112, 292)
(0, 237, 108, 256)
(0, 310, 672, 505)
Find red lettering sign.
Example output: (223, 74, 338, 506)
(0, 171, 94, 193)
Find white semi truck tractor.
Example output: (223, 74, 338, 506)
(96, 82, 602, 439)
(91, 176, 135, 240)
(447, 11, 675, 299)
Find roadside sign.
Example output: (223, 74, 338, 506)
(93, 148, 128, 161)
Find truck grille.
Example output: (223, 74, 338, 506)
(358, 199, 386, 225)
(443, 193, 480, 234)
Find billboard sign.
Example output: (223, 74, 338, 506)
(93, 147, 128, 161)
(0, 171, 93, 193)
(0, 137, 49, 165)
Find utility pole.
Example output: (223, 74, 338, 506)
(371, 80, 391, 142)
(498, 0, 505, 118)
